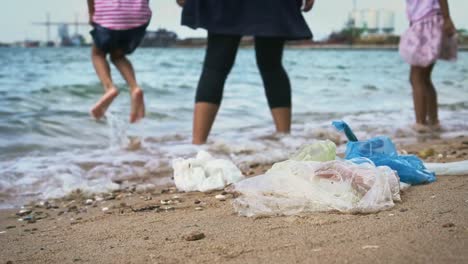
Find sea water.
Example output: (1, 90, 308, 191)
(0, 47, 467, 208)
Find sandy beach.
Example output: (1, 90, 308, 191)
(1, 135, 467, 264)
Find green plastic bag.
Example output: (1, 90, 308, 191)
(290, 140, 337, 162)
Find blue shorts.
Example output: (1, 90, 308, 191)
(90, 23, 148, 54)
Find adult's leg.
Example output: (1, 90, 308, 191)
(192, 33, 241, 144)
(255, 37, 291, 133)
(110, 49, 145, 123)
(90, 45, 120, 119)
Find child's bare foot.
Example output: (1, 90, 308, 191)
(429, 122, 442, 132)
(91, 88, 119, 120)
(130, 87, 145, 123)
(411, 123, 431, 134)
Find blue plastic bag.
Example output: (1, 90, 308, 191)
(333, 121, 436, 185)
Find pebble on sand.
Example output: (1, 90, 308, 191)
(131, 205, 160, 212)
(215, 194, 226, 201)
(183, 231, 205, 241)
(362, 245, 379, 249)
(442, 223, 455, 228)
(163, 206, 175, 211)
(16, 209, 32, 217)
(160, 199, 172, 205)
(418, 148, 435, 158)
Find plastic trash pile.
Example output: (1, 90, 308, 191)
(172, 151, 245, 192)
(332, 121, 436, 185)
(232, 140, 401, 216)
(171, 122, 468, 217)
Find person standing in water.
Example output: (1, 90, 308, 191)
(177, 0, 315, 144)
(399, 0, 458, 133)
(87, 0, 151, 123)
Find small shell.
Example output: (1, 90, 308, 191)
(215, 194, 226, 201)
(16, 209, 32, 216)
(164, 206, 175, 211)
(160, 199, 172, 205)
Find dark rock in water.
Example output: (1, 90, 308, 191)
(131, 205, 160, 212)
(183, 231, 205, 241)
(363, 84, 378, 91)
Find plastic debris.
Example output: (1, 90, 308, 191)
(332, 120, 358, 142)
(399, 182, 411, 191)
(232, 158, 400, 217)
(290, 140, 337, 162)
(172, 151, 245, 192)
(332, 120, 436, 185)
(425, 160, 468, 176)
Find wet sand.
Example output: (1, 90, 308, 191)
(1, 136, 467, 264)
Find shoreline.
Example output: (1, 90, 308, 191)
(2, 44, 468, 51)
(1, 136, 467, 263)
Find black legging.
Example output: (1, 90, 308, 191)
(195, 33, 291, 109)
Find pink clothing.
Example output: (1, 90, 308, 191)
(406, 0, 440, 22)
(399, 14, 457, 67)
(93, 0, 152, 30)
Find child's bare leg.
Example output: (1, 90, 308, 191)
(110, 49, 145, 123)
(410, 65, 430, 132)
(91, 45, 119, 119)
(425, 63, 440, 129)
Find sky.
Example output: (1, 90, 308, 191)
(1, 0, 467, 43)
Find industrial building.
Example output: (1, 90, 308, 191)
(348, 9, 395, 35)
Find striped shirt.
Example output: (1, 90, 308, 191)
(93, 0, 152, 30)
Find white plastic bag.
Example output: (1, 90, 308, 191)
(425, 160, 468, 176)
(232, 159, 400, 217)
(172, 151, 245, 192)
